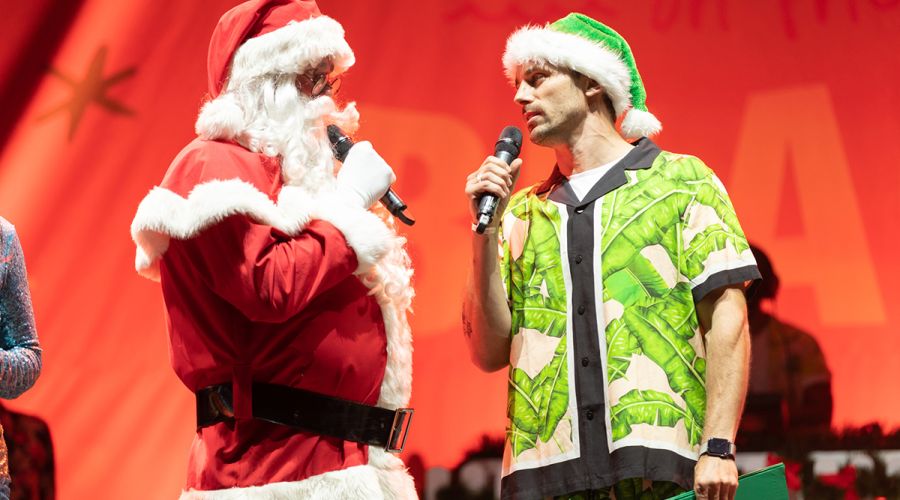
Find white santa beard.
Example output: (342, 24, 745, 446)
(245, 91, 360, 194)
(197, 73, 360, 195)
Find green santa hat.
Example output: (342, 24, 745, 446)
(503, 13, 661, 139)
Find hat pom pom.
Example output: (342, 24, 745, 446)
(621, 108, 661, 139)
(195, 93, 245, 141)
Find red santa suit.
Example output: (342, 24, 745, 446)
(130, 1, 415, 498)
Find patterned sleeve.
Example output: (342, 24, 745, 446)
(499, 189, 531, 310)
(0, 221, 42, 399)
(497, 189, 538, 340)
(677, 158, 761, 303)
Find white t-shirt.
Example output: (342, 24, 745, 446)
(566, 152, 629, 201)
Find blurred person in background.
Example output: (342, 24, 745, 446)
(0, 402, 53, 500)
(0, 217, 43, 500)
(739, 245, 832, 444)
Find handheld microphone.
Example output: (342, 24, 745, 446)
(475, 126, 523, 234)
(326, 125, 415, 226)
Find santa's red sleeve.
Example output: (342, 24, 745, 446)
(131, 139, 398, 294)
(165, 215, 358, 323)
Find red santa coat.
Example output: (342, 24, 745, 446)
(131, 138, 415, 499)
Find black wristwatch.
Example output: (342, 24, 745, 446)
(699, 438, 736, 459)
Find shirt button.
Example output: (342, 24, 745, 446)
(577, 305, 586, 315)
(575, 207, 585, 214)
(586, 410, 594, 420)
(575, 255, 583, 264)
(581, 357, 589, 367)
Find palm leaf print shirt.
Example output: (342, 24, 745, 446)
(497, 139, 760, 499)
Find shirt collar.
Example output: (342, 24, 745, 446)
(544, 137, 661, 208)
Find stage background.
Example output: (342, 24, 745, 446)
(1, 1, 898, 498)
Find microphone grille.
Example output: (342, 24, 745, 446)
(496, 126, 523, 156)
(326, 125, 344, 145)
(326, 125, 354, 162)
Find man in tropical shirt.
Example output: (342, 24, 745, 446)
(462, 13, 760, 500)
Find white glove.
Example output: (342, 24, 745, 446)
(335, 141, 396, 209)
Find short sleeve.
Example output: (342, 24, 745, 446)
(678, 160, 761, 303)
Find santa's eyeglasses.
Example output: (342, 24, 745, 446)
(296, 70, 342, 97)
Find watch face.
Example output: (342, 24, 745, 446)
(708, 438, 731, 455)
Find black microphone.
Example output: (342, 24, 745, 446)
(326, 125, 415, 226)
(475, 126, 523, 234)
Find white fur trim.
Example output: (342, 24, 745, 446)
(195, 93, 245, 140)
(621, 108, 662, 138)
(131, 180, 313, 281)
(130, 180, 402, 280)
(369, 449, 418, 499)
(179, 461, 415, 499)
(503, 26, 632, 117)
(229, 16, 354, 90)
(364, 220, 414, 410)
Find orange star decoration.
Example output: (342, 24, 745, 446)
(37, 46, 137, 140)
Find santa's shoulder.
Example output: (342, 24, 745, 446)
(159, 138, 279, 197)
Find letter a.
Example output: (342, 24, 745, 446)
(728, 85, 885, 325)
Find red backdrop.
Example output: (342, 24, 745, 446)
(1, 1, 898, 498)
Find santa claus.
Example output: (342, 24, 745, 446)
(130, 0, 415, 498)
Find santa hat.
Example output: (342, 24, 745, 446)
(206, 0, 355, 97)
(196, 0, 355, 140)
(502, 13, 661, 139)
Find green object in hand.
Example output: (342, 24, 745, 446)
(665, 463, 789, 500)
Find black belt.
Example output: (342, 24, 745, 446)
(196, 382, 413, 453)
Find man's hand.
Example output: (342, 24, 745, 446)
(464, 155, 523, 225)
(336, 141, 395, 209)
(694, 455, 739, 500)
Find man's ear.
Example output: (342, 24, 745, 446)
(583, 78, 604, 98)
(583, 78, 615, 120)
